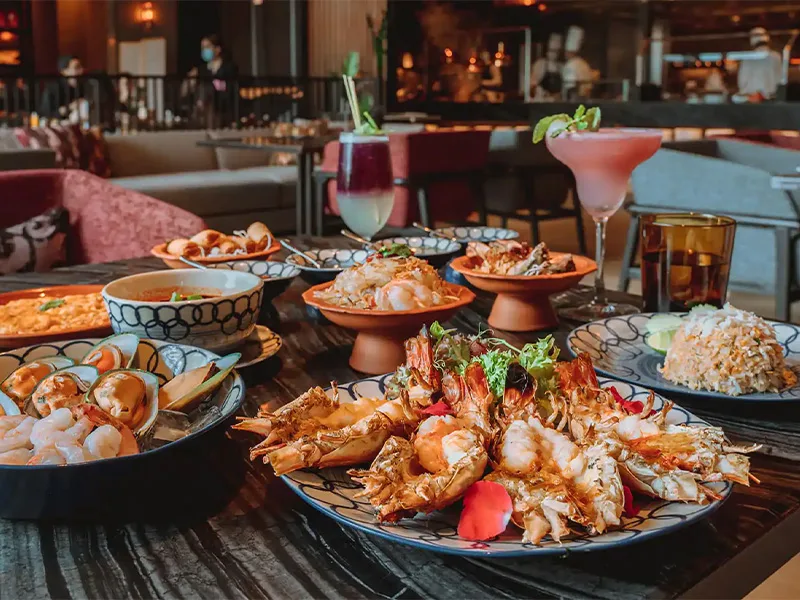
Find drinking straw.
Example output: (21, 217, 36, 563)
(342, 75, 362, 129)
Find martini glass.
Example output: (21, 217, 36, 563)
(546, 128, 662, 321)
(337, 132, 394, 240)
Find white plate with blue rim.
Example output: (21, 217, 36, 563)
(285, 248, 373, 284)
(435, 226, 520, 243)
(280, 373, 731, 557)
(567, 313, 800, 402)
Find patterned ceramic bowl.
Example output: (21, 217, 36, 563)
(372, 237, 462, 268)
(102, 269, 264, 353)
(207, 261, 300, 327)
(285, 248, 372, 284)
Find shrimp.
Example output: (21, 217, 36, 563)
(492, 416, 624, 539)
(375, 280, 436, 311)
(441, 363, 495, 441)
(0, 447, 33, 465)
(263, 393, 421, 475)
(0, 416, 35, 453)
(413, 415, 462, 472)
(348, 426, 488, 522)
(83, 425, 122, 460)
(27, 448, 66, 465)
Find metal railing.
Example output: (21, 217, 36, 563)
(0, 75, 381, 131)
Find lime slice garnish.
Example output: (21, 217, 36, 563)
(645, 314, 683, 335)
(646, 330, 675, 355)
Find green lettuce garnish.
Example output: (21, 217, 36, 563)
(533, 105, 601, 143)
(476, 349, 517, 398)
(39, 299, 65, 312)
(518, 335, 560, 393)
(378, 242, 413, 258)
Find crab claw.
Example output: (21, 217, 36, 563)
(457, 480, 513, 541)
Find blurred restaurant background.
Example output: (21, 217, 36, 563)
(1, 0, 800, 322)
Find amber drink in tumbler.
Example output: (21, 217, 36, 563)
(641, 214, 736, 312)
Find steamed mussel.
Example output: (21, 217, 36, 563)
(26, 365, 100, 418)
(81, 333, 139, 375)
(158, 353, 240, 412)
(0, 356, 75, 414)
(86, 369, 160, 437)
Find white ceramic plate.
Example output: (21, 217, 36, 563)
(281, 374, 731, 556)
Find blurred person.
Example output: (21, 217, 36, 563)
(478, 49, 503, 102)
(40, 55, 85, 120)
(183, 34, 239, 127)
(562, 26, 593, 100)
(737, 27, 782, 101)
(531, 33, 563, 101)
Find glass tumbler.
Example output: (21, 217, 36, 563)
(640, 213, 736, 312)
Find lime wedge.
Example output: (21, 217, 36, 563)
(646, 330, 675, 355)
(645, 314, 683, 335)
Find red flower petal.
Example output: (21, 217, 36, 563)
(421, 401, 454, 416)
(458, 480, 513, 541)
(610, 386, 645, 414)
(622, 485, 641, 517)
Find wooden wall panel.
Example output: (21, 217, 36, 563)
(307, 0, 386, 77)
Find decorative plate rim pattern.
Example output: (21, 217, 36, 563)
(567, 313, 800, 402)
(280, 374, 731, 557)
(375, 236, 462, 256)
(285, 248, 373, 272)
(237, 325, 282, 368)
(0, 337, 245, 470)
(207, 260, 301, 282)
(435, 226, 520, 243)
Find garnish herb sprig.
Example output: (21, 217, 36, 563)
(533, 104, 601, 144)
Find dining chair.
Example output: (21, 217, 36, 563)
(620, 138, 800, 320)
(484, 128, 587, 254)
(314, 129, 491, 236)
(0, 169, 207, 265)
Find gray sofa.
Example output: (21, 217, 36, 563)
(623, 138, 800, 319)
(106, 129, 297, 232)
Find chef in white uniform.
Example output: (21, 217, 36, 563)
(531, 34, 563, 101)
(562, 25, 593, 100)
(737, 27, 782, 100)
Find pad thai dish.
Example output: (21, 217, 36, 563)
(312, 254, 458, 311)
(235, 323, 758, 544)
(465, 241, 576, 276)
(657, 304, 797, 396)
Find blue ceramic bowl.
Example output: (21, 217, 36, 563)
(372, 236, 462, 268)
(285, 248, 372, 285)
(102, 269, 264, 353)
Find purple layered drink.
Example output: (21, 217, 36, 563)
(336, 133, 394, 240)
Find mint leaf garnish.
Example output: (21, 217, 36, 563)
(533, 105, 602, 143)
(39, 299, 65, 312)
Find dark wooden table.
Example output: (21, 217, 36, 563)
(198, 136, 337, 236)
(3, 237, 800, 600)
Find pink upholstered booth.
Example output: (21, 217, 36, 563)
(0, 170, 207, 265)
(320, 130, 491, 227)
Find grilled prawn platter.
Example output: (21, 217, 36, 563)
(235, 324, 758, 556)
(0, 333, 245, 518)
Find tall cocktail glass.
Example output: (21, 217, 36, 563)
(336, 133, 394, 241)
(546, 128, 662, 320)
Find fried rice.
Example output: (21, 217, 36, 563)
(660, 304, 797, 396)
(314, 256, 456, 310)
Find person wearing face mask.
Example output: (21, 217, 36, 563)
(40, 55, 86, 120)
(184, 34, 238, 128)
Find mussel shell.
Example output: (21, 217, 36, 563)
(81, 333, 140, 372)
(24, 365, 100, 418)
(86, 368, 160, 438)
(160, 353, 240, 413)
(0, 356, 75, 414)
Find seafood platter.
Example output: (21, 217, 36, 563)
(569, 304, 800, 402)
(0, 284, 112, 349)
(233, 323, 757, 556)
(151, 221, 281, 268)
(450, 241, 596, 332)
(0, 332, 244, 518)
(301, 247, 474, 374)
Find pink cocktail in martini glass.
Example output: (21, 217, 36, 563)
(546, 127, 662, 320)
